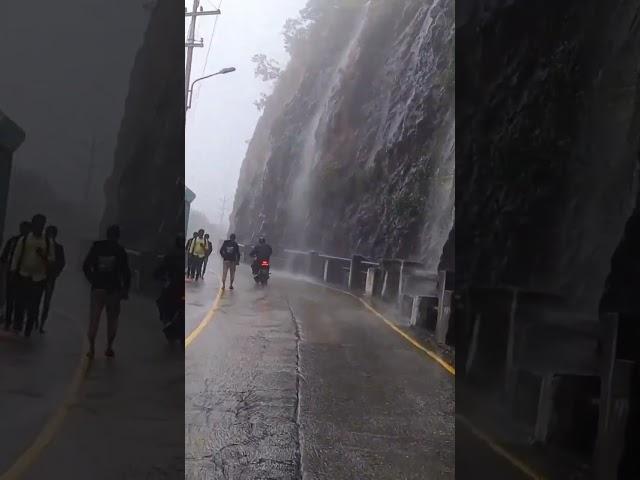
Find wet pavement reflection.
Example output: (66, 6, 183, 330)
(185, 265, 455, 479)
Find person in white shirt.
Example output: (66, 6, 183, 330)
(10, 214, 55, 337)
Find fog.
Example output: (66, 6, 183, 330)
(0, 1, 151, 240)
(0, 0, 307, 243)
(184, 0, 306, 231)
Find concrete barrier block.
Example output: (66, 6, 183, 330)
(400, 294, 413, 318)
(365, 267, 377, 296)
(323, 258, 346, 285)
(348, 255, 364, 291)
(411, 296, 438, 328)
(308, 251, 323, 279)
(436, 290, 452, 344)
(381, 261, 401, 302)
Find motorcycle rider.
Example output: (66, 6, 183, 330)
(250, 236, 273, 276)
(154, 236, 185, 345)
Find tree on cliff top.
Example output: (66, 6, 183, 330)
(251, 54, 281, 111)
(251, 54, 281, 81)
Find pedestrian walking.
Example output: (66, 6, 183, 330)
(39, 225, 66, 333)
(191, 229, 207, 281)
(82, 225, 131, 358)
(219, 233, 240, 290)
(201, 233, 213, 278)
(1, 221, 30, 330)
(10, 214, 55, 337)
(185, 231, 198, 279)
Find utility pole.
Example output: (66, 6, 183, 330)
(84, 136, 96, 202)
(82, 134, 105, 203)
(219, 195, 227, 226)
(185, 0, 221, 112)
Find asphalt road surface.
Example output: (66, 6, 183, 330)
(455, 420, 530, 480)
(1, 268, 184, 480)
(0, 273, 85, 476)
(185, 263, 455, 480)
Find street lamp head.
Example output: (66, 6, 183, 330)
(218, 67, 236, 74)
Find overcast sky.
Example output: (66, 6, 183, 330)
(185, 0, 306, 228)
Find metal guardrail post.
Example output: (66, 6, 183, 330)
(381, 259, 401, 302)
(397, 260, 406, 303)
(308, 251, 322, 279)
(435, 290, 452, 344)
(364, 267, 379, 297)
(348, 254, 364, 291)
(435, 271, 448, 338)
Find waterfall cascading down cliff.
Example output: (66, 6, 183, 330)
(231, 0, 454, 267)
(457, 0, 640, 314)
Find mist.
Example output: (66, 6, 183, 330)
(0, 0, 151, 244)
(184, 0, 306, 232)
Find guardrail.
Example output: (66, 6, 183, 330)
(124, 248, 164, 294)
(457, 284, 633, 478)
(204, 241, 453, 346)
(270, 247, 454, 347)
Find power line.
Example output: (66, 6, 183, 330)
(185, 0, 221, 112)
(202, 0, 223, 75)
(191, 0, 223, 113)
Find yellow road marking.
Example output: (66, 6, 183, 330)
(301, 278, 544, 479)
(1, 348, 90, 480)
(185, 288, 222, 349)
(356, 297, 456, 375)
(309, 280, 455, 374)
(457, 414, 546, 480)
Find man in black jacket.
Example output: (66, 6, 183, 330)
(39, 225, 66, 333)
(1, 220, 30, 330)
(82, 225, 131, 358)
(219, 233, 240, 290)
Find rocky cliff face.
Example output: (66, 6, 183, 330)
(231, 0, 454, 267)
(457, 0, 640, 313)
(101, 0, 184, 252)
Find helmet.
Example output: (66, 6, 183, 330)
(258, 236, 266, 244)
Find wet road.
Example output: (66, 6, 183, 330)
(1, 268, 184, 479)
(185, 264, 455, 479)
(0, 273, 85, 475)
(455, 421, 529, 480)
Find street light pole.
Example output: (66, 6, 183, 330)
(186, 67, 236, 110)
(185, 0, 221, 112)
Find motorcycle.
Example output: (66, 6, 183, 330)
(253, 259, 270, 285)
(162, 299, 184, 348)
(157, 292, 184, 347)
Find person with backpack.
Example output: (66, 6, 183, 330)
(10, 214, 55, 337)
(201, 233, 213, 278)
(1, 220, 30, 330)
(219, 233, 241, 290)
(188, 229, 207, 282)
(39, 225, 66, 333)
(185, 231, 198, 278)
(82, 225, 131, 358)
